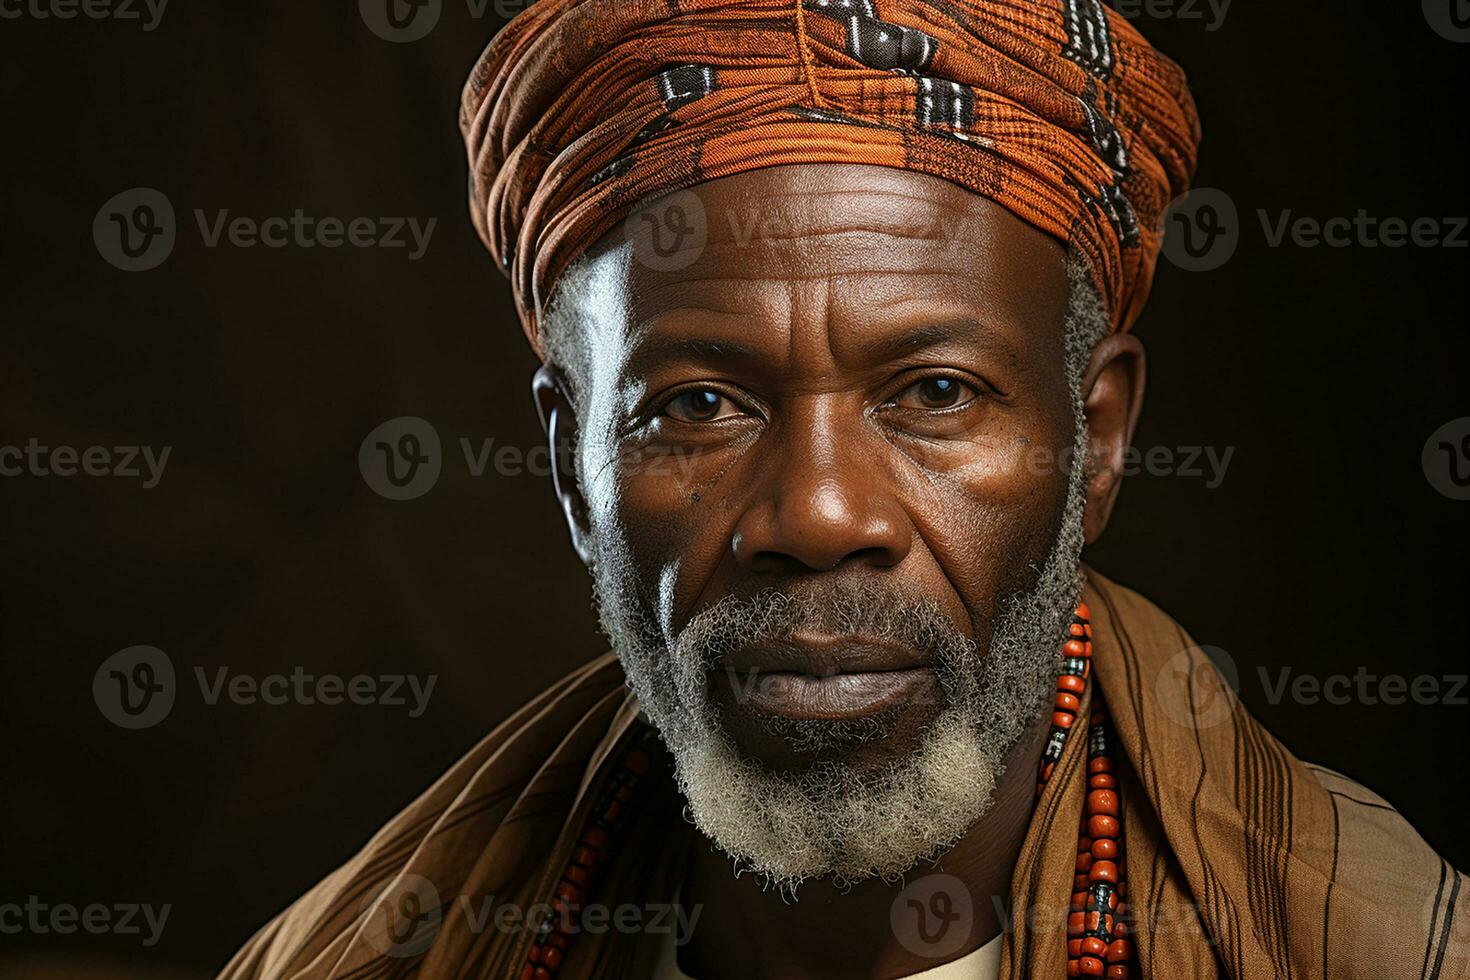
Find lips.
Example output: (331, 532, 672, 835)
(711, 636, 937, 721)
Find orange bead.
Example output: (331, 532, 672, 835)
(1069, 623, 1087, 637)
(1105, 968, 1129, 980)
(1076, 852, 1093, 873)
(1107, 939, 1133, 963)
(1057, 692, 1081, 713)
(1088, 815, 1120, 839)
(542, 947, 564, 970)
(1067, 961, 1081, 978)
(1074, 873, 1090, 892)
(1068, 912, 1085, 936)
(1081, 936, 1107, 957)
(1068, 939, 1082, 957)
(1089, 773, 1116, 789)
(1077, 602, 1091, 619)
(1058, 674, 1086, 694)
(1065, 639, 1088, 656)
(1080, 955, 1105, 976)
(1089, 757, 1114, 774)
(1053, 711, 1076, 728)
(1091, 838, 1118, 860)
(1088, 789, 1119, 816)
(1089, 859, 1119, 884)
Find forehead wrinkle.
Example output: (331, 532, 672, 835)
(706, 224, 959, 248)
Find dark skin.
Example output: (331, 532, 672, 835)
(531, 164, 1145, 978)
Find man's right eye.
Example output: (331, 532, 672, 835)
(661, 388, 744, 423)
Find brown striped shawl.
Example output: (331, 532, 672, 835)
(219, 570, 1468, 979)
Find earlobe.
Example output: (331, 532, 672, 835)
(1077, 333, 1146, 544)
(530, 364, 595, 566)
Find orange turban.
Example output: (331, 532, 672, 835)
(461, 0, 1200, 353)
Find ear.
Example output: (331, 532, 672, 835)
(531, 362, 594, 566)
(1077, 333, 1146, 544)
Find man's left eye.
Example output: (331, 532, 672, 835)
(661, 388, 743, 422)
(889, 377, 979, 411)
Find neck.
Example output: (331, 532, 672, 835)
(677, 711, 1050, 979)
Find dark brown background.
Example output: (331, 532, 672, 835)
(2, 2, 1467, 976)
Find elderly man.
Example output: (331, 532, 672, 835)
(222, 1, 1466, 978)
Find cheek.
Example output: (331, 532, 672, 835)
(886, 414, 1074, 622)
(591, 433, 748, 632)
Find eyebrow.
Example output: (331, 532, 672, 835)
(846, 323, 981, 363)
(624, 334, 760, 375)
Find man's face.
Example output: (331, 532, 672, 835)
(543, 163, 1094, 886)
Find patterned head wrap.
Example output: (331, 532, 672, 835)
(461, 0, 1200, 353)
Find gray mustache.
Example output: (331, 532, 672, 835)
(672, 585, 976, 670)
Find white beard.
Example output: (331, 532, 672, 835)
(587, 411, 1090, 893)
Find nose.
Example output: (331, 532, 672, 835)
(730, 403, 912, 573)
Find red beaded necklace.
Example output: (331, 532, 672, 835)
(1037, 602, 1133, 979)
(522, 601, 1131, 980)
